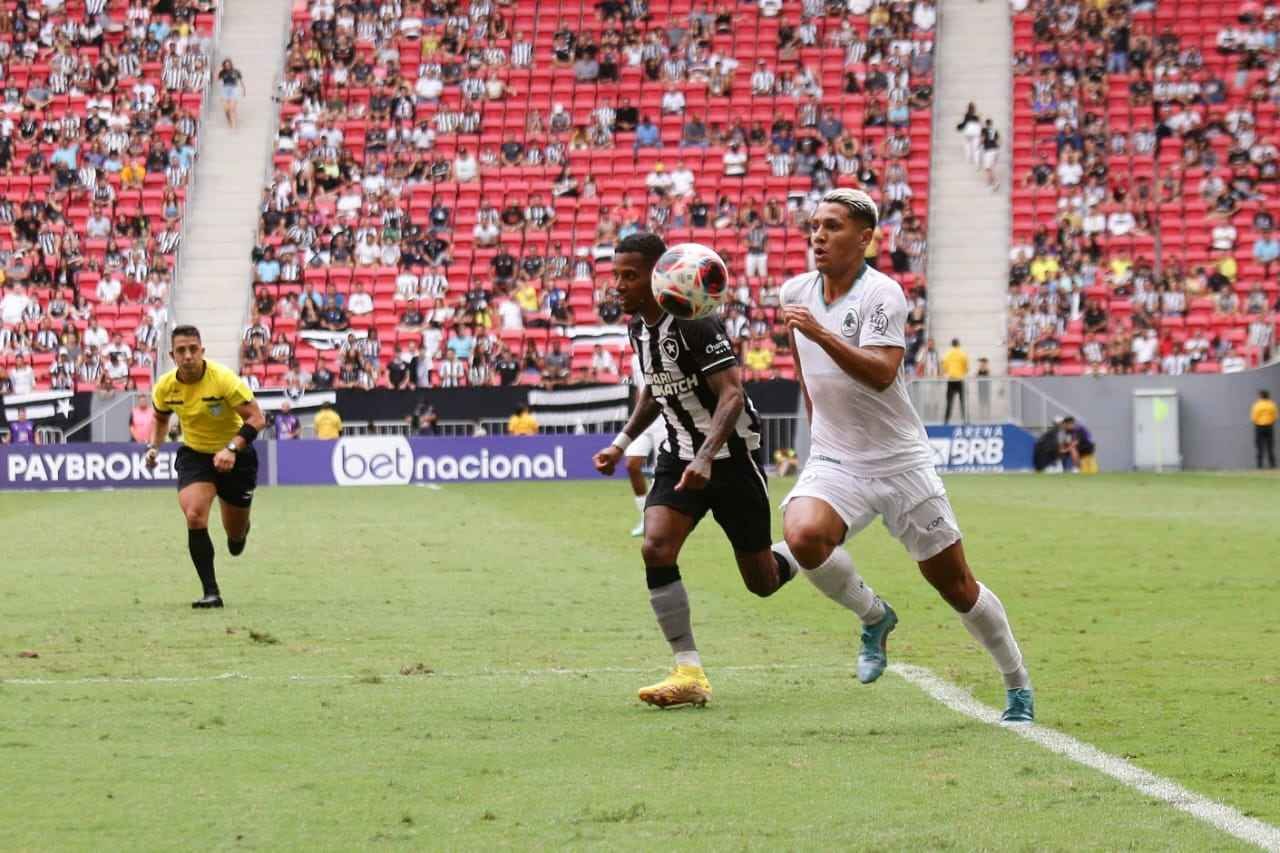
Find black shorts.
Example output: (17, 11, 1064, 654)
(647, 451, 772, 553)
(176, 445, 259, 508)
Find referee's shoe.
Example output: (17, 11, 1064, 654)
(192, 594, 224, 609)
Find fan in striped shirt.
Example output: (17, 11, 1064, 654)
(766, 146, 794, 177)
(162, 62, 185, 91)
(356, 330, 383, 363)
(165, 161, 189, 187)
(117, 54, 142, 79)
(156, 228, 182, 254)
(50, 356, 75, 389)
(135, 319, 161, 350)
(592, 232, 804, 709)
(511, 35, 533, 67)
(78, 354, 104, 384)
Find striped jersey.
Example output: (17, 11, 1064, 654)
(629, 312, 761, 462)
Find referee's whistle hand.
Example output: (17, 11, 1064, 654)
(213, 449, 237, 472)
(144, 448, 159, 470)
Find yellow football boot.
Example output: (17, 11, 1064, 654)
(637, 665, 712, 708)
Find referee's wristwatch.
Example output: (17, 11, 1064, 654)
(225, 441, 239, 454)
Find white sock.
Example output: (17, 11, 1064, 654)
(634, 494, 647, 517)
(674, 650, 702, 668)
(788, 543, 885, 625)
(959, 583, 1029, 689)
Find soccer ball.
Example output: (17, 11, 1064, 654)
(651, 243, 730, 320)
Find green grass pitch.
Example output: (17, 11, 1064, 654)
(1, 473, 1277, 850)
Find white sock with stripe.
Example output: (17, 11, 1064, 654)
(959, 583, 1029, 689)
(776, 542, 885, 625)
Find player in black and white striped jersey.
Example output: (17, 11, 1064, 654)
(592, 233, 797, 709)
(628, 308, 762, 462)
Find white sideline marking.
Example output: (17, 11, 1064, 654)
(891, 664, 1280, 853)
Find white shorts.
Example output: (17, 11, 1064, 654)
(781, 461, 962, 562)
(625, 422, 667, 458)
(980, 148, 998, 169)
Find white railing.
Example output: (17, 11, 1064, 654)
(0, 427, 63, 443)
(905, 377, 1078, 429)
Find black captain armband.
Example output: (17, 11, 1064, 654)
(237, 423, 259, 444)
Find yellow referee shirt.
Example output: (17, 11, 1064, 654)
(1252, 398, 1278, 427)
(152, 360, 254, 454)
(941, 346, 969, 380)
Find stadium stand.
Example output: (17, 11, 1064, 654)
(1008, 0, 1280, 377)
(0, 0, 219, 395)
(247, 0, 938, 390)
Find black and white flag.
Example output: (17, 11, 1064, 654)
(254, 387, 337, 412)
(2, 390, 93, 427)
(526, 384, 631, 429)
(299, 329, 367, 351)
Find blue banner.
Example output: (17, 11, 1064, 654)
(275, 434, 611, 486)
(926, 424, 1036, 473)
(0, 443, 181, 489)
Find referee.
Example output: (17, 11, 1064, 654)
(145, 325, 267, 608)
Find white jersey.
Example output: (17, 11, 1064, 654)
(782, 267, 934, 476)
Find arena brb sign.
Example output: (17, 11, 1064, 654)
(1, 445, 179, 488)
(329, 436, 572, 486)
(926, 425, 1036, 473)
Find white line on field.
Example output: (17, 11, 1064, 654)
(891, 663, 1280, 853)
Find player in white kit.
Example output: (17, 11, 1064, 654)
(624, 355, 669, 536)
(774, 188, 1034, 723)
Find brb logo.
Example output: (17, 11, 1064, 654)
(332, 436, 413, 486)
(930, 426, 1007, 471)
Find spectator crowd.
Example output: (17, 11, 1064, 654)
(242, 0, 939, 390)
(0, 0, 217, 393)
(1008, 0, 1280, 375)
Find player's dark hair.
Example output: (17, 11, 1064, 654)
(171, 325, 202, 342)
(615, 233, 667, 269)
(1262, 390, 1271, 399)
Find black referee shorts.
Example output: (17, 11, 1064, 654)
(176, 445, 259, 508)
(647, 451, 772, 553)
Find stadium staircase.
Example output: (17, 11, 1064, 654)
(174, 0, 293, 368)
(926, 0, 1013, 375)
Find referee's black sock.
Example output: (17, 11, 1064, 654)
(187, 528, 219, 595)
